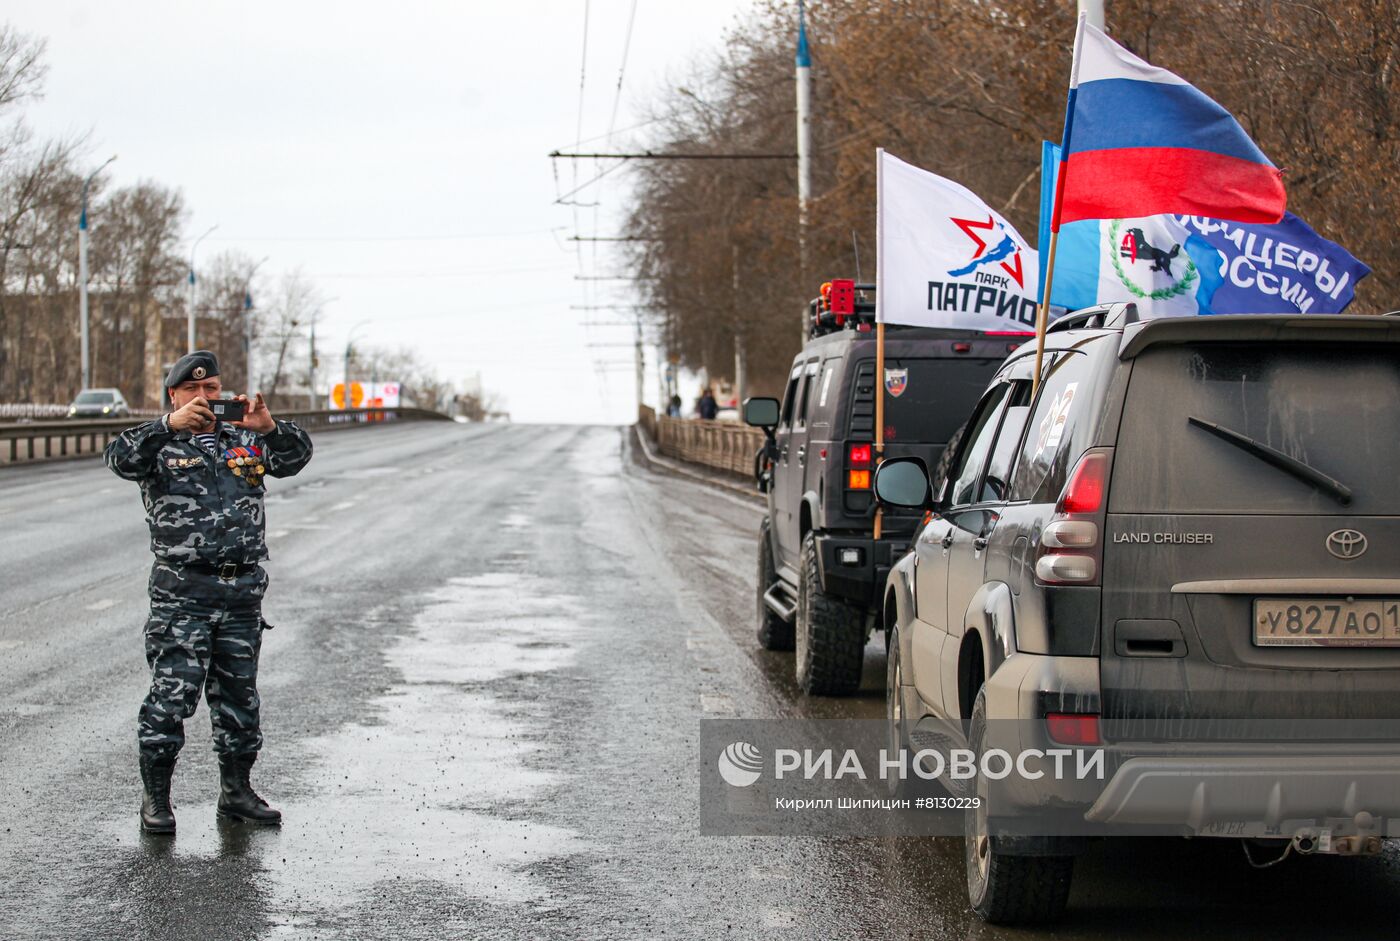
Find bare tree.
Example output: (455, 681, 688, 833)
(624, 0, 1400, 395)
(258, 269, 322, 407)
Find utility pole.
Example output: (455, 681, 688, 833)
(733, 244, 747, 408)
(343, 321, 371, 419)
(187, 224, 218, 353)
(244, 289, 255, 391)
(78, 155, 116, 390)
(796, 0, 812, 339)
(1078, 0, 1104, 29)
(242, 256, 268, 395)
(634, 314, 645, 419)
(308, 315, 318, 410)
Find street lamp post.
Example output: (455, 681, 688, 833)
(307, 296, 337, 410)
(78, 155, 117, 390)
(343, 320, 371, 422)
(187, 224, 218, 353)
(242, 256, 269, 394)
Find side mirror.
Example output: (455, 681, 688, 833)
(743, 396, 780, 429)
(873, 457, 932, 510)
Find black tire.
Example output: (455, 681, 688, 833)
(795, 531, 865, 696)
(964, 688, 1074, 926)
(885, 624, 915, 797)
(756, 517, 794, 650)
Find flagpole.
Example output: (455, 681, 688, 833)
(873, 147, 885, 540)
(1031, 233, 1059, 395)
(874, 320, 885, 539)
(1033, 13, 1087, 397)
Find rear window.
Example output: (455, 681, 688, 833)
(1112, 344, 1400, 515)
(879, 357, 1000, 444)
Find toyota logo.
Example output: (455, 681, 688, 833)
(1326, 529, 1368, 560)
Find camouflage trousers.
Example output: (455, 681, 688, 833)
(139, 561, 270, 760)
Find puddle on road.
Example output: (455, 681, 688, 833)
(108, 571, 591, 928)
(262, 571, 591, 919)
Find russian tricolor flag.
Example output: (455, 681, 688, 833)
(1053, 18, 1286, 231)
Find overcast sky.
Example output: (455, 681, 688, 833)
(12, 1, 763, 423)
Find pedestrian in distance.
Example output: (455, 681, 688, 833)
(104, 350, 313, 834)
(667, 393, 682, 418)
(698, 387, 718, 421)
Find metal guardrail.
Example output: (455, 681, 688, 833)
(0, 407, 453, 467)
(639, 405, 765, 478)
(0, 402, 161, 421)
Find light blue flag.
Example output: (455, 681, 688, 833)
(1039, 142, 1223, 317)
(1038, 142, 1368, 316)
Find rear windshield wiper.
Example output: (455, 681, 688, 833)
(1187, 416, 1352, 506)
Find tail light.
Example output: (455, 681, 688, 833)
(1046, 712, 1101, 746)
(1035, 448, 1112, 585)
(847, 442, 872, 489)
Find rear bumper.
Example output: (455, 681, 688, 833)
(815, 532, 914, 608)
(1085, 755, 1400, 836)
(979, 654, 1400, 838)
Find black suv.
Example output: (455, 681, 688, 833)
(876, 303, 1400, 924)
(745, 283, 1029, 695)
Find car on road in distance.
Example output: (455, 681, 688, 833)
(745, 279, 1031, 695)
(67, 388, 131, 419)
(875, 303, 1400, 925)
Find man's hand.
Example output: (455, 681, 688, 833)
(234, 393, 276, 434)
(168, 396, 215, 433)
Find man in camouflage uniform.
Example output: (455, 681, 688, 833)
(105, 350, 313, 833)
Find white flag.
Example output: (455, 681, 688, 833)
(876, 150, 1040, 330)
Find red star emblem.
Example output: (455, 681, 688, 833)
(949, 215, 1028, 289)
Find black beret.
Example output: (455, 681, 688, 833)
(165, 350, 220, 388)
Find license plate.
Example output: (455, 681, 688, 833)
(1254, 598, 1400, 647)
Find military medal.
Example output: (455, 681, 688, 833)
(222, 445, 265, 487)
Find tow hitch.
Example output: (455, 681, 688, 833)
(1245, 814, 1386, 868)
(1292, 827, 1384, 857)
(1293, 813, 1385, 856)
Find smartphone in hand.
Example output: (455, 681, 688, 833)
(209, 398, 249, 423)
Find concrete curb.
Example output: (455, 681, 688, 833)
(630, 425, 765, 505)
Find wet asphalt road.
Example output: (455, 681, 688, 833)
(2, 421, 1400, 940)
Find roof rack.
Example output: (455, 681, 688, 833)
(1046, 302, 1139, 334)
(808, 279, 877, 338)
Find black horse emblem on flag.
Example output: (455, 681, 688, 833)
(1122, 227, 1181, 275)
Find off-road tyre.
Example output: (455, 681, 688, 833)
(964, 688, 1074, 925)
(795, 530, 865, 695)
(756, 517, 794, 650)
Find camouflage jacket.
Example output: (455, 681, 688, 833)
(105, 416, 313, 566)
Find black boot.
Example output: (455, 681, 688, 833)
(139, 753, 177, 834)
(217, 753, 282, 825)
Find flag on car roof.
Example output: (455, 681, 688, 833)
(1038, 138, 1368, 317)
(1053, 17, 1286, 230)
(876, 149, 1040, 331)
